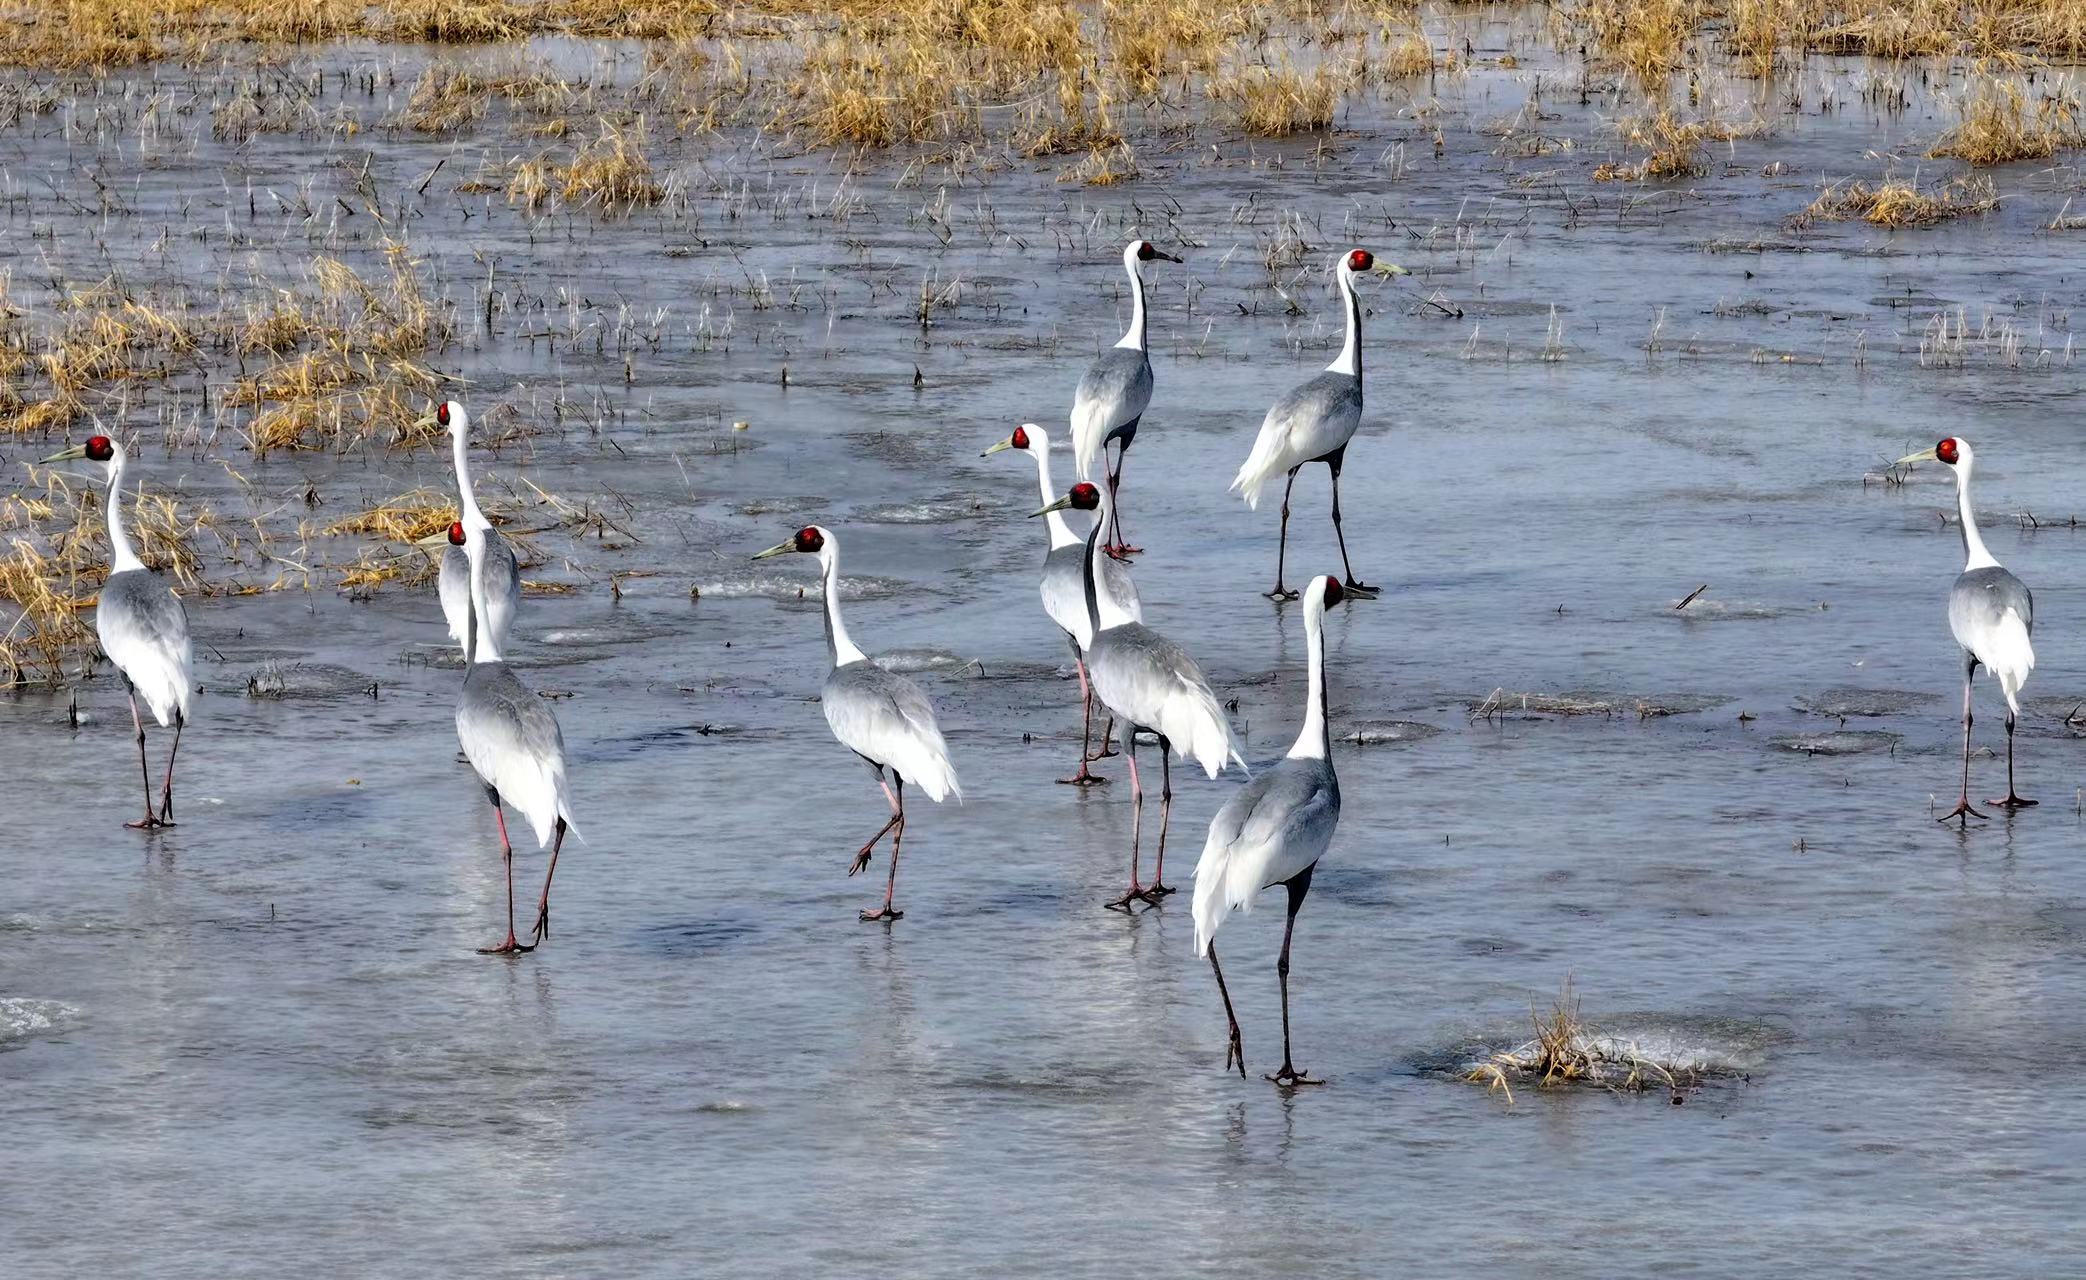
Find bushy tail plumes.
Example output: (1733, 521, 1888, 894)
(1229, 428, 1287, 510)
(1993, 608, 2034, 716)
(1191, 824, 1258, 957)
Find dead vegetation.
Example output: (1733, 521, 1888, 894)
(1593, 107, 1759, 181)
(1209, 56, 1353, 136)
(1929, 75, 2084, 165)
(1794, 173, 1999, 227)
(1464, 978, 1698, 1104)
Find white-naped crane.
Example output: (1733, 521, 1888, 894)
(1070, 239, 1182, 559)
(1231, 249, 1406, 600)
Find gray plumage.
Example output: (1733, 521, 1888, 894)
(823, 660, 960, 801)
(1086, 622, 1238, 778)
(1950, 565, 2032, 647)
(1193, 758, 1339, 952)
(1069, 487, 1240, 777)
(1041, 537, 1139, 648)
(1070, 346, 1152, 481)
(98, 565, 192, 727)
(1233, 371, 1363, 508)
(457, 656, 576, 848)
(440, 533, 520, 652)
(1950, 564, 2034, 714)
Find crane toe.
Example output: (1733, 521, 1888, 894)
(1265, 1066, 1323, 1089)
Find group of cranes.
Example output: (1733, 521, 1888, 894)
(39, 241, 2051, 1087)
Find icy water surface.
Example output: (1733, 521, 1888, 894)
(6, 16, 2086, 1279)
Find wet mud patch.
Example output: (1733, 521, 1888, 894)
(1310, 863, 1400, 910)
(853, 494, 998, 525)
(1338, 719, 1443, 746)
(577, 722, 772, 764)
(1795, 686, 1935, 718)
(243, 662, 378, 700)
(737, 497, 832, 519)
(954, 658, 1073, 683)
(873, 647, 983, 677)
(1772, 729, 1901, 756)
(1469, 690, 1726, 720)
(1669, 598, 1802, 621)
(639, 916, 762, 957)
(695, 572, 909, 602)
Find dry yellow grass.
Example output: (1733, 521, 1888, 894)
(1059, 140, 1138, 185)
(1383, 31, 1434, 78)
(323, 489, 459, 543)
(562, 117, 666, 207)
(1464, 977, 1685, 1102)
(1210, 56, 1353, 136)
(1796, 174, 1999, 227)
(1595, 107, 1761, 181)
(1929, 77, 2083, 166)
(0, 0, 2081, 91)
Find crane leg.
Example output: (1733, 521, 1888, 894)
(156, 711, 183, 825)
(1207, 942, 1246, 1078)
(1059, 647, 1110, 786)
(1266, 865, 1322, 1088)
(1327, 454, 1378, 598)
(1264, 468, 1300, 601)
(1990, 709, 2036, 808)
(1941, 659, 1987, 824)
(1142, 739, 1177, 900)
(848, 777, 902, 877)
(122, 680, 166, 830)
(478, 789, 534, 955)
(1089, 715, 1120, 762)
(530, 819, 567, 945)
(1104, 433, 1142, 558)
(1105, 734, 1149, 911)
(861, 779, 905, 922)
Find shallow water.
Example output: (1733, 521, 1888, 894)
(6, 15, 2086, 1278)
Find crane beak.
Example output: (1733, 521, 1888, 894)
(751, 542, 796, 560)
(1158, 251, 1184, 264)
(982, 438, 1015, 457)
(1374, 262, 1410, 278)
(414, 530, 453, 548)
(39, 445, 87, 463)
(1894, 447, 1939, 466)
(1029, 495, 1075, 518)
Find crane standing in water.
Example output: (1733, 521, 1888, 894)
(1896, 436, 2036, 822)
(44, 435, 193, 830)
(985, 423, 1142, 785)
(1070, 239, 1183, 559)
(1193, 575, 1348, 1086)
(754, 526, 961, 922)
(1033, 482, 1244, 910)
(1231, 250, 1405, 600)
(455, 515, 579, 955)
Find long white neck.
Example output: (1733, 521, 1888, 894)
(1288, 598, 1331, 760)
(451, 428, 489, 531)
(1030, 433, 1077, 549)
(468, 540, 502, 664)
(1117, 250, 1147, 351)
(105, 446, 143, 573)
(1326, 264, 1362, 377)
(1955, 462, 1998, 570)
(819, 545, 865, 667)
